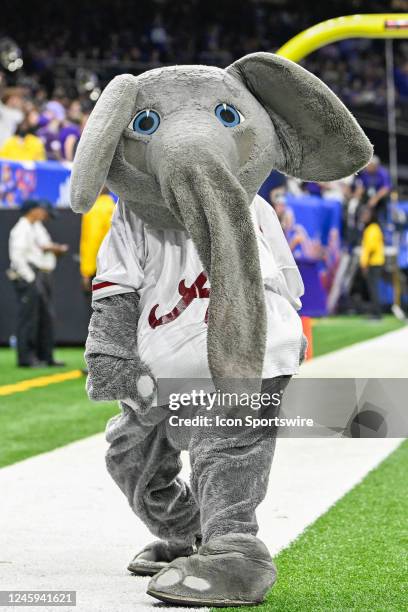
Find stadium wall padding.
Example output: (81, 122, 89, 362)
(0, 210, 89, 346)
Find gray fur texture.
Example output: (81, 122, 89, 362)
(147, 533, 277, 606)
(105, 399, 201, 546)
(85, 293, 156, 413)
(128, 540, 197, 576)
(189, 375, 291, 543)
(99, 313, 290, 544)
(71, 52, 372, 381)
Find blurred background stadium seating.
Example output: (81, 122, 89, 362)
(2, 0, 408, 178)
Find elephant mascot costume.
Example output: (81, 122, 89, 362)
(70, 52, 372, 607)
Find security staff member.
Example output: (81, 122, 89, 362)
(8, 199, 68, 367)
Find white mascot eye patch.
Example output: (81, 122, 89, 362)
(215, 103, 244, 127)
(129, 109, 160, 135)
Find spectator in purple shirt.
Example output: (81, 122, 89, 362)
(353, 155, 392, 216)
(59, 101, 82, 161)
(37, 100, 82, 161)
(37, 101, 66, 160)
(59, 123, 81, 161)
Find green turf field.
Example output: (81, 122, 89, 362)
(0, 346, 86, 385)
(0, 347, 118, 467)
(219, 438, 408, 612)
(0, 315, 404, 468)
(312, 314, 404, 357)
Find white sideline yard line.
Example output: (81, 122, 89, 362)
(0, 329, 405, 612)
(300, 326, 408, 378)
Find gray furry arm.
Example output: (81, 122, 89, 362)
(85, 292, 155, 409)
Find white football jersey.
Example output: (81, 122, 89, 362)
(92, 195, 304, 379)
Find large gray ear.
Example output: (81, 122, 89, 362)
(226, 52, 373, 181)
(70, 74, 138, 213)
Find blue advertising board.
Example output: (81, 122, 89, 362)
(0, 159, 71, 208)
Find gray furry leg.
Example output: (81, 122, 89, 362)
(106, 401, 201, 545)
(189, 376, 291, 543)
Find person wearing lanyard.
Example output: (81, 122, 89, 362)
(8, 199, 69, 367)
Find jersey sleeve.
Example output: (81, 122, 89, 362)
(253, 194, 304, 308)
(92, 200, 145, 300)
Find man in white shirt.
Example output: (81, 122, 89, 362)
(8, 199, 69, 367)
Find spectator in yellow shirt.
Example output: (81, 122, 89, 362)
(360, 207, 385, 319)
(80, 188, 115, 293)
(0, 113, 46, 162)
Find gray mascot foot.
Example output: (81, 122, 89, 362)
(146, 533, 276, 607)
(128, 540, 198, 576)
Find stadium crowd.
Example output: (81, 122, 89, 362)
(2, 0, 408, 163)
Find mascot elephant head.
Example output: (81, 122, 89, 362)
(71, 53, 372, 381)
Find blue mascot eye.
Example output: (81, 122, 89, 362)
(131, 110, 160, 135)
(215, 103, 242, 127)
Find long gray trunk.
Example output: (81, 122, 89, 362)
(162, 160, 267, 382)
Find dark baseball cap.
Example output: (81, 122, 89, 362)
(21, 199, 57, 218)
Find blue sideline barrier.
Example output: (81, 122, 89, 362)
(0, 158, 71, 208)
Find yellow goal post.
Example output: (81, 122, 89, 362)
(277, 14, 408, 312)
(276, 14, 408, 62)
